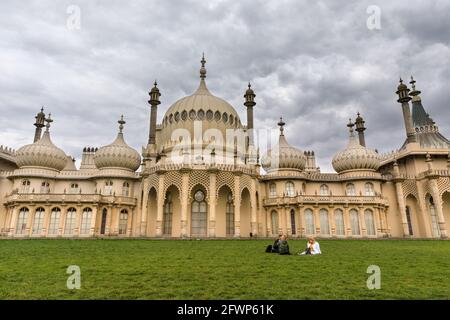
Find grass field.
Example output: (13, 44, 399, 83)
(0, 239, 449, 300)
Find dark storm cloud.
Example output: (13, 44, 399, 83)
(0, 0, 449, 172)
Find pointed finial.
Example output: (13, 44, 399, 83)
(410, 76, 416, 91)
(118, 115, 125, 133)
(409, 75, 421, 99)
(200, 53, 207, 80)
(278, 117, 285, 136)
(154, 80, 157, 87)
(40, 106, 44, 113)
(45, 113, 53, 131)
(347, 118, 354, 134)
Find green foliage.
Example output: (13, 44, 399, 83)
(0, 239, 449, 299)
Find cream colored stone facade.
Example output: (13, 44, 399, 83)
(1, 61, 449, 239)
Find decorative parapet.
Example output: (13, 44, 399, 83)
(3, 193, 137, 207)
(417, 169, 450, 180)
(263, 194, 389, 207)
(144, 163, 257, 176)
(0, 145, 17, 163)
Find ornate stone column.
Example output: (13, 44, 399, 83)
(180, 168, 190, 238)
(313, 206, 320, 236)
(26, 207, 35, 237)
(140, 178, 149, 236)
(59, 205, 67, 237)
(343, 205, 351, 237)
(330, 206, 336, 237)
(155, 173, 165, 237)
(8, 207, 18, 237)
(208, 168, 218, 237)
(297, 205, 304, 238)
(429, 178, 448, 238)
(265, 207, 271, 236)
(90, 206, 98, 237)
(285, 206, 291, 236)
(233, 173, 241, 237)
(250, 178, 258, 236)
(42, 206, 51, 237)
(359, 206, 367, 237)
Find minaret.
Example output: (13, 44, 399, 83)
(396, 78, 417, 144)
(244, 82, 256, 146)
(354, 112, 366, 147)
(33, 107, 46, 142)
(148, 81, 161, 145)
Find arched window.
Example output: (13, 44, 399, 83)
(428, 197, 440, 237)
(21, 180, 30, 193)
(64, 208, 77, 235)
(269, 183, 277, 198)
(271, 210, 279, 235)
(304, 209, 315, 235)
(122, 182, 130, 197)
(16, 207, 29, 235)
(119, 209, 128, 235)
(100, 208, 108, 235)
(405, 206, 413, 236)
(319, 209, 330, 235)
(48, 208, 61, 235)
(319, 184, 329, 196)
(104, 180, 113, 195)
(40, 181, 50, 193)
(350, 209, 360, 236)
(32, 207, 45, 235)
(285, 182, 295, 197)
(69, 183, 79, 194)
(365, 183, 375, 196)
(163, 193, 173, 235)
(191, 190, 207, 236)
(80, 208, 92, 235)
(290, 209, 296, 235)
(226, 193, 234, 236)
(346, 183, 356, 196)
(365, 209, 376, 236)
(334, 209, 345, 236)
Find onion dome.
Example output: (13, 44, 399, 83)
(332, 119, 381, 173)
(16, 114, 67, 171)
(94, 116, 141, 171)
(261, 118, 307, 171)
(159, 54, 241, 150)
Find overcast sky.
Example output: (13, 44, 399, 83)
(0, 0, 449, 172)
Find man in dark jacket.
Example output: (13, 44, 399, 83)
(265, 234, 282, 253)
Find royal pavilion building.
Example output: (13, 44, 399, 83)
(1, 57, 449, 239)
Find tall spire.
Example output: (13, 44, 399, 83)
(244, 82, 256, 146)
(354, 112, 366, 147)
(45, 113, 53, 132)
(278, 117, 285, 136)
(396, 77, 417, 144)
(148, 81, 161, 145)
(33, 107, 46, 142)
(200, 53, 207, 80)
(409, 76, 422, 102)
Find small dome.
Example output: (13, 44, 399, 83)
(261, 118, 307, 171)
(16, 129, 67, 171)
(332, 129, 381, 173)
(94, 117, 141, 171)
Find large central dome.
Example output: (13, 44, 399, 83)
(159, 56, 242, 153)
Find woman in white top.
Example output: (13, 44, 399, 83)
(299, 236, 321, 255)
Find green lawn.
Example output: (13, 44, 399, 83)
(0, 239, 449, 300)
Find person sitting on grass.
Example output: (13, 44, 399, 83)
(298, 236, 321, 255)
(278, 235, 291, 255)
(265, 234, 282, 253)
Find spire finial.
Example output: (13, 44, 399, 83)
(118, 115, 125, 133)
(40, 106, 44, 113)
(409, 75, 421, 99)
(154, 80, 157, 87)
(278, 117, 285, 136)
(200, 53, 207, 80)
(45, 113, 53, 132)
(347, 118, 355, 135)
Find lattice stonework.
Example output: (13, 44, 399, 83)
(216, 171, 235, 198)
(422, 180, 432, 197)
(402, 179, 418, 199)
(437, 177, 450, 197)
(189, 170, 211, 197)
(163, 171, 182, 195)
(240, 174, 252, 195)
(147, 173, 159, 193)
